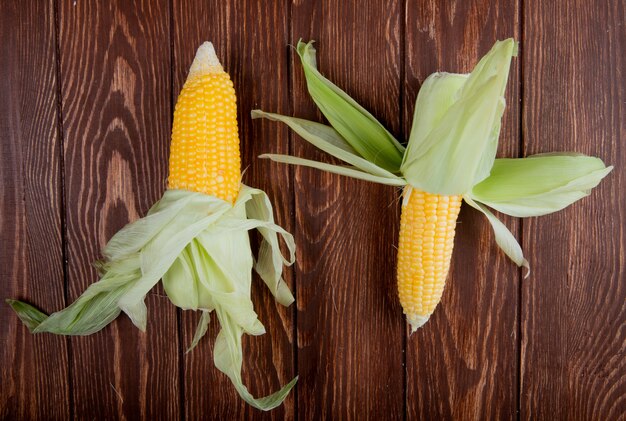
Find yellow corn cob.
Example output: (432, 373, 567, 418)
(168, 42, 241, 203)
(397, 187, 462, 331)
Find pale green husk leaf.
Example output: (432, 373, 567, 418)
(119, 194, 233, 330)
(295, 40, 404, 172)
(464, 196, 529, 275)
(7, 257, 141, 335)
(251, 110, 399, 179)
(214, 306, 298, 410)
(260, 153, 407, 186)
(6, 300, 48, 331)
(404, 72, 469, 159)
(243, 185, 296, 306)
(187, 310, 211, 353)
(468, 154, 613, 217)
(8, 186, 296, 410)
(401, 39, 517, 195)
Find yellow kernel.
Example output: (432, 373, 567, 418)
(397, 188, 462, 326)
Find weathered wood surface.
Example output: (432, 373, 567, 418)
(291, 1, 406, 420)
(0, 0, 623, 419)
(0, 1, 69, 420)
(521, 0, 626, 419)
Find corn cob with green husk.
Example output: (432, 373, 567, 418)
(254, 39, 612, 331)
(7, 42, 297, 410)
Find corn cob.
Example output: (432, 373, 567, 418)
(8, 41, 297, 410)
(168, 43, 241, 203)
(397, 188, 462, 330)
(254, 39, 609, 331)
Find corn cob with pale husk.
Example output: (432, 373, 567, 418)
(8, 42, 297, 410)
(254, 39, 612, 331)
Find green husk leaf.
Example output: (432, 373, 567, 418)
(117, 193, 232, 329)
(295, 40, 404, 172)
(251, 110, 399, 179)
(252, 110, 358, 154)
(7, 257, 141, 335)
(193, 230, 266, 336)
(6, 300, 49, 331)
(468, 154, 613, 217)
(401, 39, 517, 195)
(242, 185, 295, 306)
(213, 306, 298, 411)
(464, 196, 530, 275)
(162, 245, 213, 311)
(103, 191, 195, 260)
(404, 72, 469, 157)
(165, 199, 296, 408)
(160, 187, 298, 408)
(187, 310, 211, 353)
(260, 154, 407, 186)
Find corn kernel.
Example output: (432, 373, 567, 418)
(168, 57, 241, 204)
(397, 188, 462, 330)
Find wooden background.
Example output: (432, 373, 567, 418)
(1, 0, 624, 419)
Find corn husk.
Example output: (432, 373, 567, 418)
(294, 40, 404, 173)
(468, 154, 613, 217)
(401, 39, 517, 194)
(254, 38, 612, 278)
(7, 185, 296, 411)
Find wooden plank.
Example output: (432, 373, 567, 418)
(521, 1, 626, 419)
(172, 1, 295, 419)
(0, 1, 70, 420)
(404, 1, 521, 419)
(291, 2, 405, 419)
(57, 1, 178, 419)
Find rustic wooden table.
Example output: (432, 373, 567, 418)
(1, 1, 624, 420)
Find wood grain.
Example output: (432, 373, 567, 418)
(57, 1, 178, 419)
(404, 1, 521, 419)
(0, 1, 69, 420)
(172, 1, 295, 419)
(291, 1, 406, 419)
(521, 0, 626, 419)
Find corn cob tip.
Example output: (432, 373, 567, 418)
(407, 314, 430, 333)
(188, 41, 223, 78)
